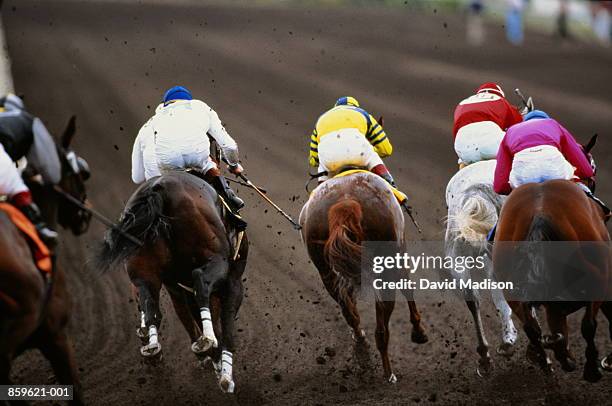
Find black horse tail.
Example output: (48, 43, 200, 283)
(524, 215, 558, 295)
(526, 215, 557, 242)
(94, 181, 170, 273)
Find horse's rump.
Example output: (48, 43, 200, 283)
(95, 171, 227, 274)
(495, 180, 611, 301)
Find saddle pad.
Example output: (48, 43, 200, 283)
(333, 169, 408, 203)
(0, 202, 52, 274)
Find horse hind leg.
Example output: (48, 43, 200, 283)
(601, 301, 612, 372)
(491, 285, 517, 356)
(133, 278, 163, 359)
(191, 256, 227, 355)
(168, 288, 200, 345)
(319, 269, 366, 343)
(213, 276, 244, 394)
(464, 290, 492, 377)
(513, 302, 552, 373)
(400, 288, 428, 344)
(545, 309, 575, 372)
(374, 297, 397, 383)
(581, 304, 602, 382)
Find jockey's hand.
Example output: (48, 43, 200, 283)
(229, 163, 244, 175)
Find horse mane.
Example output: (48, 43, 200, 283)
(94, 180, 171, 274)
(324, 199, 364, 298)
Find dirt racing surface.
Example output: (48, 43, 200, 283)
(4, 1, 612, 405)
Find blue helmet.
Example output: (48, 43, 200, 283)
(163, 86, 193, 104)
(524, 110, 550, 121)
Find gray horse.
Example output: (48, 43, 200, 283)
(445, 160, 517, 375)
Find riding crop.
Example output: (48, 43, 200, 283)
(236, 173, 302, 230)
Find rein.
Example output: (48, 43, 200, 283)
(52, 185, 144, 246)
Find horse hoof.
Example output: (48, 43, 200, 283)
(476, 360, 493, 378)
(352, 329, 366, 343)
(219, 375, 235, 393)
(140, 342, 162, 358)
(583, 366, 602, 383)
(496, 342, 515, 358)
(560, 357, 576, 372)
(411, 329, 429, 344)
(387, 373, 397, 384)
(191, 335, 217, 354)
(601, 356, 612, 372)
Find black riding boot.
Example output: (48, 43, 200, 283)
(19, 202, 58, 246)
(210, 175, 245, 212)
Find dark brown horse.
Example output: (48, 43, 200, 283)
(0, 116, 91, 404)
(300, 171, 427, 383)
(493, 179, 611, 382)
(95, 171, 248, 394)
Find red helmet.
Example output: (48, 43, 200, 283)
(476, 82, 505, 98)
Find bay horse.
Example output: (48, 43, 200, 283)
(445, 159, 517, 376)
(299, 171, 428, 383)
(94, 171, 248, 393)
(493, 178, 611, 382)
(0, 116, 92, 404)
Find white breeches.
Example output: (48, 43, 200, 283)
(454, 121, 505, 164)
(509, 145, 575, 189)
(154, 142, 217, 175)
(317, 128, 383, 175)
(0, 144, 28, 198)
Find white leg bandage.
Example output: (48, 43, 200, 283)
(200, 307, 217, 348)
(215, 350, 235, 393)
(148, 325, 159, 346)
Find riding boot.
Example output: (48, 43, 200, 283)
(19, 202, 59, 246)
(371, 164, 396, 187)
(210, 174, 245, 212)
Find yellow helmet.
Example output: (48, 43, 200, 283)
(335, 96, 360, 108)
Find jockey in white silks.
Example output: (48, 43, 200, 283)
(131, 86, 245, 212)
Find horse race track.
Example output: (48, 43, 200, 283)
(4, 1, 612, 404)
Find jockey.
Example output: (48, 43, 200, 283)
(453, 82, 523, 167)
(0, 93, 60, 244)
(493, 110, 595, 195)
(309, 96, 396, 186)
(131, 86, 245, 211)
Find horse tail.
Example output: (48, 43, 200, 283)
(523, 215, 559, 292)
(94, 181, 170, 273)
(324, 199, 364, 292)
(525, 215, 557, 242)
(448, 194, 498, 250)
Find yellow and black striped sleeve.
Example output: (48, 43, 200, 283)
(308, 128, 319, 167)
(366, 114, 392, 157)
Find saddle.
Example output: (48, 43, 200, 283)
(332, 168, 409, 204)
(0, 202, 52, 275)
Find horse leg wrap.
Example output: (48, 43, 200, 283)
(191, 307, 218, 354)
(136, 311, 148, 339)
(140, 325, 162, 357)
(215, 350, 235, 393)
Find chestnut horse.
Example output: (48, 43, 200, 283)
(493, 179, 611, 382)
(0, 116, 91, 404)
(95, 171, 248, 393)
(300, 171, 427, 383)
